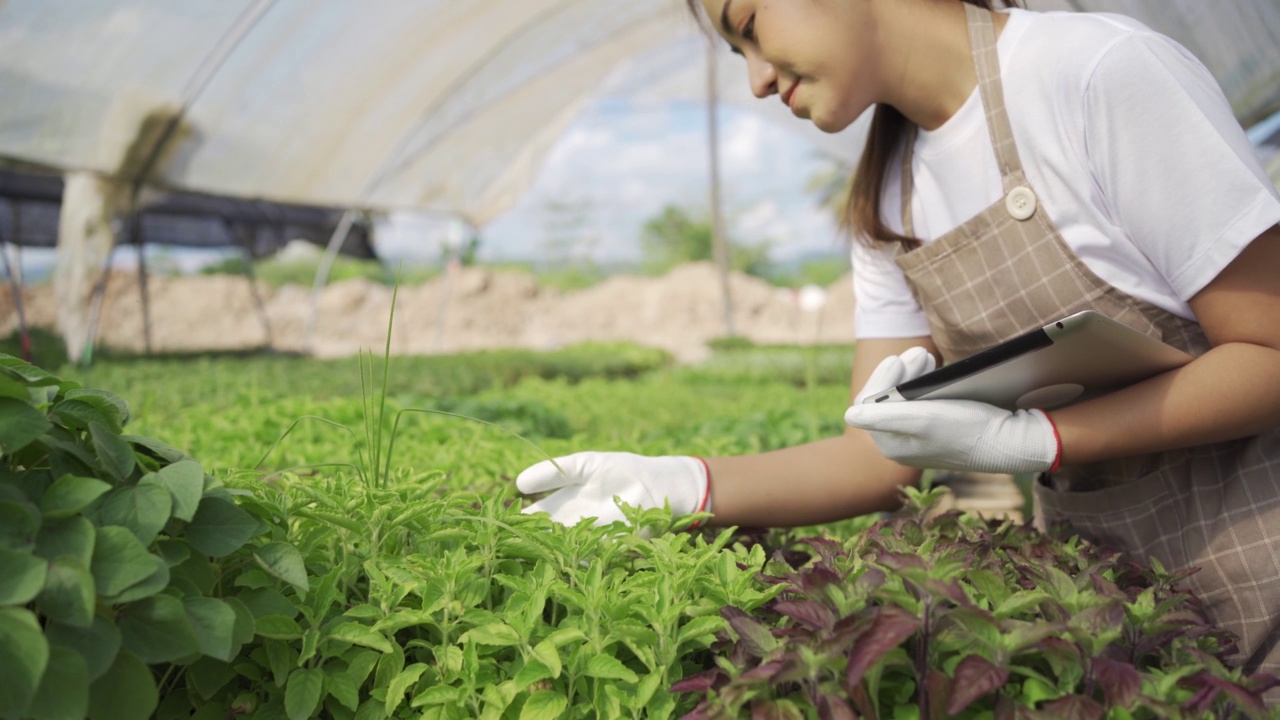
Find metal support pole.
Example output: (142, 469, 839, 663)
(233, 223, 274, 350)
(130, 213, 153, 355)
(706, 40, 736, 338)
(82, 239, 121, 368)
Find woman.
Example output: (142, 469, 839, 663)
(515, 0, 1280, 683)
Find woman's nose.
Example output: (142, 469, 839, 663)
(746, 54, 778, 99)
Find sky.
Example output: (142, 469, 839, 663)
(8, 92, 854, 281)
(376, 95, 853, 269)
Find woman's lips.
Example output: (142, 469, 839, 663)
(783, 83, 799, 113)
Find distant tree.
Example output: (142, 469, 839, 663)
(639, 205, 771, 277)
(806, 159, 854, 225)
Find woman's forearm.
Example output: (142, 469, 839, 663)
(703, 432, 922, 527)
(1053, 342, 1280, 466)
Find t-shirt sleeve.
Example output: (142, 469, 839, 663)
(1083, 31, 1280, 301)
(850, 238, 932, 339)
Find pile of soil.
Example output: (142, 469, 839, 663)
(1, 261, 856, 363)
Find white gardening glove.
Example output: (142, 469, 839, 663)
(516, 452, 710, 527)
(844, 348, 1063, 474)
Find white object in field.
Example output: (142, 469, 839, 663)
(53, 172, 130, 364)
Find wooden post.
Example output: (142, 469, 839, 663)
(706, 40, 735, 338)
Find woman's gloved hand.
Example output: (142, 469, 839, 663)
(515, 452, 711, 527)
(844, 347, 1062, 474)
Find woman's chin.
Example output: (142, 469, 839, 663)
(809, 113, 848, 134)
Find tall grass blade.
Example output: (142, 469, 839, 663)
(253, 416, 368, 487)
(383, 408, 564, 485)
(374, 267, 401, 488)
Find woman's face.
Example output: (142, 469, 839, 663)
(699, 0, 880, 133)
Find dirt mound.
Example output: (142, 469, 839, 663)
(2, 262, 856, 363)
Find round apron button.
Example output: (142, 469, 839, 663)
(1005, 186, 1037, 221)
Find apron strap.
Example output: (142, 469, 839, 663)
(964, 3, 1025, 193)
(901, 4, 1028, 235)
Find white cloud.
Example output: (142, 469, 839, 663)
(481, 96, 845, 265)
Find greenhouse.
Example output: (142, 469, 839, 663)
(1, 1, 1279, 719)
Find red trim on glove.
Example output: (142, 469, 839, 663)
(691, 456, 713, 528)
(1040, 410, 1063, 473)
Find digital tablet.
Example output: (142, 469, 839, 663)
(862, 311, 1195, 411)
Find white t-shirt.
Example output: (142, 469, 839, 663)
(852, 8, 1280, 340)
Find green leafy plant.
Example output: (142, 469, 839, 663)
(0, 353, 297, 720)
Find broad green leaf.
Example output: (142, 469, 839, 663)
(93, 484, 172, 546)
(63, 389, 130, 429)
(89, 421, 136, 481)
(385, 663, 428, 716)
(344, 649, 380, 687)
(0, 607, 49, 718)
(156, 538, 190, 567)
(513, 657, 554, 689)
(0, 498, 40, 550)
(40, 475, 111, 520)
(375, 644, 406, 696)
(285, 668, 324, 720)
(255, 615, 305, 640)
(35, 516, 96, 567)
(411, 685, 461, 708)
(51, 399, 120, 435)
(237, 587, 297, 619)
(0, 355, 60, 385)
(677, 616, 725, 647)
(299, 629, 319, 666)
(254, 541, 309, 595)
(0, 373, 27, 400)
(121, 435, 187, 464)
(0, 482, 27, 502)
(0, 397, 52, 456)
(146, 460, 203, 522)
(325, 671, 361, 712)
(87, 651, 157, 720)
(479, 680, 518, 719)
(584, 654, 640, 683)
(186, 656, 236, 701)
(0, 548, 46, 605)
(519, 691, 567, 720)
(540, 628, 586, 649)
(531, 640, 562, 679)
(47, 617, 122, 683)
(461, 622, 521, 647)
(184, 597, 238, 661)
(225, 596, 257, 649)
(264, 640, 298, 689)
(185, 497, 258, 558)
(372, 608, 439, 635)
(326, 622, 393, 653)
(172, 553, 217, 596)
(37, 556, 96, 627)
(635, 671, 663, 710)
(91, 526, 155, 596)
(29, 644, 89, 720)
(117, 594, 201, 663)
(995, 590, 1052, 619)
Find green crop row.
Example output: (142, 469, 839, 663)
(3, 348, 1277, 719)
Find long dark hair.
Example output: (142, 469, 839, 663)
(683, 0, 1023, 249)
(850, 0, 1022, 249)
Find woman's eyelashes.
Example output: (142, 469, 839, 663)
(742, 15, 755, 42)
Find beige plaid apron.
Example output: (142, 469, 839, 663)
(891, 3, 1280, 686)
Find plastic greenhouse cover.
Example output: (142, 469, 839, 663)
(0, 0, 1275, 224)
